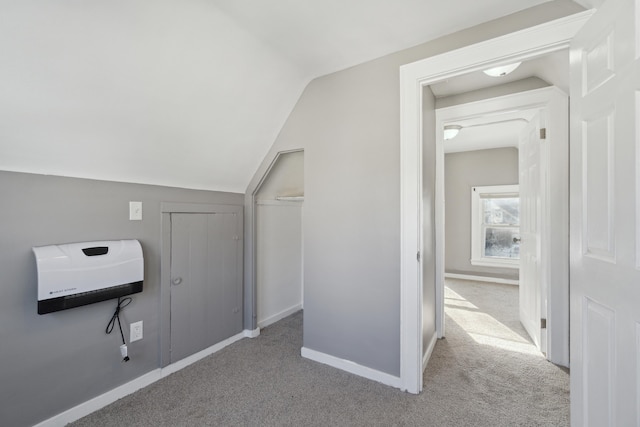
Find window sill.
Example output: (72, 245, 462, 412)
(470, 258, 519, 269)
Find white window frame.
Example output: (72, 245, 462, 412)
(470, 184, 520, 269)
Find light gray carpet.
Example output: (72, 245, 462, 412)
(70, 280, 569, 426)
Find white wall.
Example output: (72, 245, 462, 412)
(0, 0, 306, 193)
(255, 151, 304, 328)
(256, 204, 303, 327)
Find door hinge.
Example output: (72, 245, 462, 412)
(539, 128, 547, 139)
(541, 318, 547, 329)
(417, 251, 421, 262)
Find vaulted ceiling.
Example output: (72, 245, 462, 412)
(0, 0, 588, 192)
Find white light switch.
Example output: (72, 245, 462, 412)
(129, 201, 142, 221)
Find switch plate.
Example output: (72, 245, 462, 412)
(129, 201, 142, 221)
(130, 321, 143, 342)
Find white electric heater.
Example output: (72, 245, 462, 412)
(33, 240, 143, 314)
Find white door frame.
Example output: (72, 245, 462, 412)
(399, 10, 594, 394)
(435, 86, 569, 365)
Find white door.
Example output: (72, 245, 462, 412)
(519, 113, 545, 353)
(570, 0, 640, 425)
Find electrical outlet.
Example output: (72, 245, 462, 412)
(130, 321, 143, 342)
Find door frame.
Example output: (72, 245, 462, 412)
(435, 86, 569, 363)
(399, 10, 594, 394)
(159, 202, 244, 367)
(245, 148, 304, 332)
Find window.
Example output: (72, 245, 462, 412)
(470, 185, 520, 269)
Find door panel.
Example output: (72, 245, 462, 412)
(170, 212, 242, 363)
(519, 113, 544, 352)
(570, 0, 640, 424)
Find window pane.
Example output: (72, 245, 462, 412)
(484, 227, 520, 259)
(482, 197, 519, 225)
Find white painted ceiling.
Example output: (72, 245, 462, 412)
(211, 0, 554, 79)
(443, 108, 540, 154)
(431, 49, 569, 98)
(437, 50, 569, 153)
(1, 0, 583, 192)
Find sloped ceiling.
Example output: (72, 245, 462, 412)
(211, 0, 555, 79)
(1, 0, 582, 193)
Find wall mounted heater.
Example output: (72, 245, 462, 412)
(33, 240, 143, 314)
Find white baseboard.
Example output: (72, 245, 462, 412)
(244, 327, 261, 338)
(34, 369, 164, 427)
(445, 273, 519, 286)
(422, 333, 438, 371)
(258, 303, 302, 329)
(35, 329, 254, 427)
(301, 347, 401, 389)
(160, 331, 246, 377)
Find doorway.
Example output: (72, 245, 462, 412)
(169, 212, 243, 363)
(253, 150, 304, 329)
(398, 10, 593, 393)
(434, 85, 569, 364)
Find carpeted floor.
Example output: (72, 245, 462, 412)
(70, 279, 569, 426)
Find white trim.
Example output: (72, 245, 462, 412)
(34, 369, 163, 427)
(301, 347, 401, 389)
(248, 148, 304, 332)
(422, 333, 438, 371)
(275, 196, 304, 202)
(470, 184, 520, 269)
(257, 304, 302, 329)
(445, 272, 519, 286)
(158, 331, 245, 376)
(399, 10, 593, 394)
(35, 330, 253, 427)
(470, 258, 520, 269)
(255, 199, 304, 207)
(399, 50, 424, 395)
(437, 87, 569, 365)
(244, 328, 261, 338)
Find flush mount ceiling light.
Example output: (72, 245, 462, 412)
(443, 125, 462, 140)
(443, 118, 529, 141)
(483, 62, 522, 77)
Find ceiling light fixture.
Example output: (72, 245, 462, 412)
(483, 62, 522, 77)
(443, 125, 462, 140)
(443, 118, 530, 141)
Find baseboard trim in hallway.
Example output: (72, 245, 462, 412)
(301, 346, 401, 389)
(445, 273, 519, 286)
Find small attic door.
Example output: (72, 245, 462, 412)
(255, 150, 304, 327)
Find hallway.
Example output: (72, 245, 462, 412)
(423, 278, 570, 425)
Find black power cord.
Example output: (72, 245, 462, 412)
(106, 297, 132, 362)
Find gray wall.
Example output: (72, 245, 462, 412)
(444, 148, 519, 280)
(244, 2, 583, 377)
(0, 171, 242, 427)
